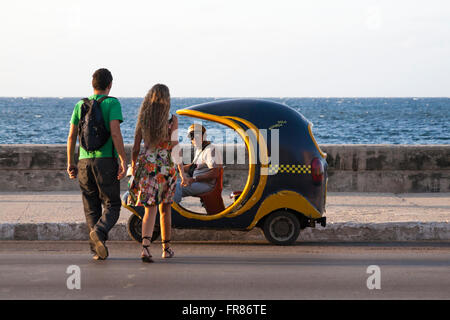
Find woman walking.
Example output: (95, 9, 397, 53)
(127, 84, 185, 262)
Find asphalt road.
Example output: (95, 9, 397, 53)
(0, 241, 449, 300)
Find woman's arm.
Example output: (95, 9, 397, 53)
(169, 115, 188, 182)
(169, 115, 179, 148)
(131, 124, 142, 172)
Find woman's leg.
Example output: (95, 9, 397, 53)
(141, 205, 157, 257)
(159, 202, 174, 257)
(159, 203, 172, 244)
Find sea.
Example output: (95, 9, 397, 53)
(0, 97, 448, 145)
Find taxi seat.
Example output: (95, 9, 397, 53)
(195, 167, 225, 215)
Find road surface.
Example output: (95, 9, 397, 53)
(0, 241, 449, 300)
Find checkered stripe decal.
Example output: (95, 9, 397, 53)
(268, 164, 311, 175)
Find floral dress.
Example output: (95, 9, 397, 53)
(127, 116, 178, 207)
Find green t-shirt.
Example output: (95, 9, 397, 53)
(70, 94, 123, 159)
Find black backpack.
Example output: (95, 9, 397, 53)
(78, 96, 114, 152)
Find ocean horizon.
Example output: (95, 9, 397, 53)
(0, 97, 449, 145)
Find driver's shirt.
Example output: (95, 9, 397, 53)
(192, 143, 223, 188)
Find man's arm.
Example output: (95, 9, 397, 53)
(184, 145, 223, 186)
(66, 124, 78, 179)
(110, 119, 127, 180)
(194, 144, 222, 182)
(184, 166, 221, 186)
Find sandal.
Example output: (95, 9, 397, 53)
(141, 236, 154, 263)
(161, 240, 174, 259)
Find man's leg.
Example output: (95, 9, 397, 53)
(174, 179, 214, 203)
(77, 158, 102, 252)
(181, 182, 214, 197)
(92, 158, 121, 242)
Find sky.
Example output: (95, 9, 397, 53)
(0, 0, 449, 97)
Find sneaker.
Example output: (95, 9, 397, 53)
(89, 230, 108, 260)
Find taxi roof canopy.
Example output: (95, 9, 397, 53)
(180, 98, 310, 132)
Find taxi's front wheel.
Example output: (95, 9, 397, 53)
(262, 210, 300, 245)
(127, 214, 160, 243)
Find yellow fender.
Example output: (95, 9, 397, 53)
(247, 190, 322, 230)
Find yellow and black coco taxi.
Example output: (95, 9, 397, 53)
(121, 99, 328, 245)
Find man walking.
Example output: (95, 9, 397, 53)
(66, 68, 127, 260)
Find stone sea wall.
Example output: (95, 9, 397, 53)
(0, 144, 448, 193)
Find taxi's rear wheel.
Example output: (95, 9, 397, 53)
(262, 210, 300, 245)
(127, 214, 160, 243)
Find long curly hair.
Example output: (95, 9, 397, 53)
(136, 84, 171, 148)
